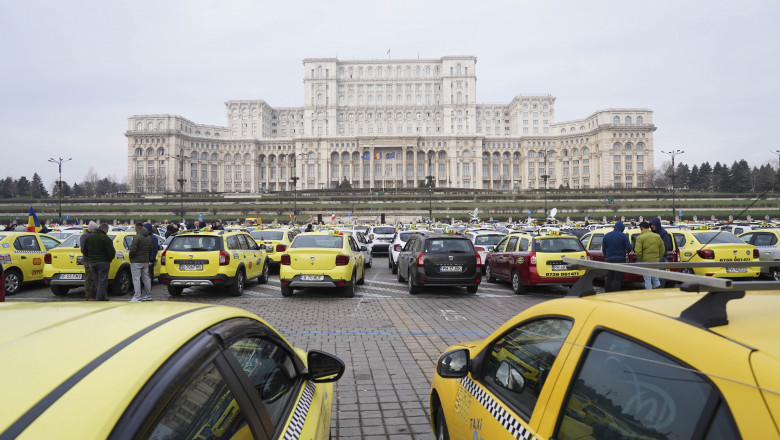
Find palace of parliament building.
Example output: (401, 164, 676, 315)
(126, 56, 655, 193)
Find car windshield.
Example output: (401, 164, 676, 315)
(534, 237, 585, 253)
(475, 235, 504, 246)
(425, 238, 473, 254)
(168, 235, 220, 251)
(250, 231, 285, 241)
(60, 234, 82, 247)
(373, 227, 396, 234)
(291, 235, 343, 249)
(691, 231, 745, 244)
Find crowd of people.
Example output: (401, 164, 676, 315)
(602, 217, 673, 291)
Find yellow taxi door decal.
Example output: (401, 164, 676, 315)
(460, 377, 538, 440)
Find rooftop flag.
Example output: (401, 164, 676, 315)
(27, 206, 41, 232)
(374, 152, 381, 160)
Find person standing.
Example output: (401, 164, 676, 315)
(601, 221, 633, 292)
(80, 221, 99, 301)
(83, 223, 115, 301)
(649, 217, 673, 285)
(129, 222, 152, 302)
(144, 223, 158, 296)
(635, 221, 665, 289)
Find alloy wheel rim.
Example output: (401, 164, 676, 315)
(6, 274, 19, 292)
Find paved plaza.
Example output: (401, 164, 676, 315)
(8, 261, 573, 439)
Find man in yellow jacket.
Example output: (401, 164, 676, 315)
(634, 221, 665, 289)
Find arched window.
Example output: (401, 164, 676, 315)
(562, 149, 569, 157)
(147, 122, 154, 130)
(396, 66, 401, 77)
(513, 152, 520, 160)
(415, 66, 421, 77)
(158, 148, 165, 156)
(317, 94, 323, 105)
(259, 155, 266, 163)
(136, 122, 142, 130)
(234, 153, 241, 161)
(637, 116, 644, 124)
(211, 153, 218, 161)
(158, 122, 165, 130)
(571, 149, 579, 156)
(341, 152, 349, 161)
(625, 143, 633, 151)
(457, 92, 462, 104)
(425, 66, 431, 77)
(136, 148, 143, 156)
(358, 67, 363, 78)
(269, 155, 276, 163)
(200, 153, 208, 160)
(280, 155, 287, 163)
(456, 64, 462, 75)
(405, 66, 411, 77)
(502, 152, 510, 160)
(308, 152, 315, 160)
(367, 67, 373, 77)
(348, 67, 353, 78)
(438, 150, 446, 159)
(580, 125, 585, 131)
(492, 152, 500, 160)
(637, 143, 644, 151)
(625, 116, 632, 125)
(529, 151, 536, 158)
(561, 128, 566, 134)
(317, 66, 322, 77)
(482, 153, 490, 160)
(613, 116, 620, 124)
(190, 151, 198, 160)
(339, 95, 344, 106)
(582, 147, 590, 155)
(244, 153, 251, 160)
(613, 143, 621, 151)
(434, 66, 440, 77)
(352, 152, 360, 161)
(338, 67, 344, 78)
(331, 152, 339, 161)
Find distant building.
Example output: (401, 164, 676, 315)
(126, 56, 655, 193)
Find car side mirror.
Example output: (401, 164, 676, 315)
(437, 349, 470, 378)
(496, 361, 525, 394)
(360, 246, 367, 252)
(307, 350, 345, 383)
(259, 244, 267, 250)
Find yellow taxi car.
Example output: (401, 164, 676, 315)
(0, 231, 61, 295)
(0, 302, 345, 439)
(43, 231, 164, 297)
(670, 228, 759, 277)
(160, 229, 269, 297)
(430, 268, 780, 439)
(738, 228, 780, 280)
(250, 228, 297, 265)
(484, 231, 588, 294)
(279, 231, 366, 298)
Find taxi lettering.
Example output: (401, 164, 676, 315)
(469, 418, 482, 430)
(720, 258, 751, 262)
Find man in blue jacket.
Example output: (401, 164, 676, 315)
(601, 221, 633, 292)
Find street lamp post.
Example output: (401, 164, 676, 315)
(772, 150, 780, 217)
(541, 151, 550, 220)
(426, 151, 434, 223)
(175, 153, 187, 222)
(48, 157, 72, 223)
(291, 153, 304, 225)
(662, 149, 685, 221)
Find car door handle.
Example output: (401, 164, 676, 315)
(20, 256, 27, 259)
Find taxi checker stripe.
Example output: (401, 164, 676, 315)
(282, 381, 317, 440)
(460, 376, 537, 440)
(0, 305, 215, 440)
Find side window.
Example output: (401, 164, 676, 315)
(737, 232, 754, 244)
(145, 361, 253, 440)
(755, 233, 776, 247)
(227, 236, 241, 250)
(506, 236, 519, 252)
(481, 318, 573, 421)
(14, 236, 41, 251)
(124, 236, 135, 250)
(403, 237, 415, 252)
(519, 238, 530, 252)
(287, 232, 294, 242)
(557, 331, 739, 440)
(240, 234, 258, 250)
(733, 228, 743, 235)
(348, 236, 359, 251)
(588, 234, 604, 251)
(226, 337, 300, 430)
(672, 233, 686, 248)
(579, 235, 590, 249)
(40, 236, 60, 251)
(495, 236, 510, 253)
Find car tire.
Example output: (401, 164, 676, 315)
(397, 265, 405, 282)
(281, 284, 293, 297)
(511, 270, 525, 295)
(436, 404, 450, 440)
(485, 263, 496, 283)
(167, 285, 183, 296)
(391, 259, 398, 275)
(228, 270, 245, 297)
(771, 268, 780, 282)
(408, 271, 420, 295)
(110, 268, 132, 296)
(357, 264, 365, 285)
(365, 258, 372, 269)
(258, 260, 270, 284)
(388, 256, 393, 268)
(343, 272, 356, 297)
(4, 269, 22, 295)
(466, 285, 478, 294)
(51, 285, 70, 296)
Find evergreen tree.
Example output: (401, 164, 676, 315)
(688, 165, 700, 191)
(0, 177, 14, 198)
(730, 160, 752, 193)
(338, 177, 352, 191)
(30, 173, 49, 198)
(15, 176, 30, 197)
(72, 183, 84, 197)
(698, 162, 713, 191)
(675, 163, 691, 189)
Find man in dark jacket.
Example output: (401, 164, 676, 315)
(79, 221, 99, 300)
(649, 217, 673, 286)
(83, 223, 115, 301)
(129, 222, 152, 302)
(601, 221, 633, 292)
(144, 223, 159, 293)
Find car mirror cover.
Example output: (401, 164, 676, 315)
(307, 350, 346, 383)
(437, 349, 470, 378)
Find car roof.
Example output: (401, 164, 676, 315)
(0, 302, 282, 438)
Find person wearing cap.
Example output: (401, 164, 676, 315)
(635, 221, 665, 289)
(83, 223, 115, 301)
(79, 221, 99, 301)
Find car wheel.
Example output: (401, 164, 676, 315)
(281, 284, 293, 297)
(408, 271, 420, 295)
(397, 264, 405, 282)
(365, 258, 372, 269)
(436, 404, 450, 440)
(357, 264, 365, 285)
(391, 259, 398, 275)
(388, 256, 393, 268)
(258, 260, 270, 284)
(51, 285, 70, 296)
(511, 270, 525, 295)
(167, 285, 183, 296)
(228, 270, 245, 297)
(485, 263, 496, 283)
(343, 272, 356, 297)
(110, 268, 132, 296)
(466, 285, 478, 294)
(4, 269, 22, 295)
(771, 268, 780, 282)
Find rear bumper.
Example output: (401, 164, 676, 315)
(413, 268, 481, 287)
(282, 275, 349, 289)
(45, 276, 85, 286)
(372, 243, 391, 253)
(160, 273, 235, 287)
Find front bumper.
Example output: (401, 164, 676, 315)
(160, 273, 236, 287)
(282, 274, 349, 289)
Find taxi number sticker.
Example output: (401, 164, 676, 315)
(726, 267, 748, 273)
(548, 271, 580, 277)
(551, 264, 568, 271)
(302, 275, 324, 281)
(61, 273, 83, 280)
(180, 264, 202, 271)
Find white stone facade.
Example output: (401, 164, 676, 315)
(126, 56, 655, 193)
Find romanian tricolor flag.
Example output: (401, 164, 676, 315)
(374, 152, 381, 160)
(27, 206, 41, 232)
(331, 213, 336, 221)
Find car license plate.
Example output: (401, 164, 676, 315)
(726, 267, 747, 273)
(61, 273, 83, 280)
(440, 265, 462, 272)
(180, 264, 202, 271)
(301, 275, 324, 281)
(552, 264, 569, 271)
(76, 256, 83, 265)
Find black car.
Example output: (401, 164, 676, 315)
(396, 233, 481, 294)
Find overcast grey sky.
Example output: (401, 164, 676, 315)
(1, 0, 779, 188)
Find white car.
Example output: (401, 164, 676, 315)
(338, 228, 373, 268)
(388, 230, 429, 274)
(464, 230, 506, 274)
(368, 225, 397, 255)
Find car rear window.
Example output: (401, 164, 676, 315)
(168, 236, 220, 251)
(399, 232, 419, 242)
(291, 235, 343, 249)
(373, 227, 396, 234)
(250, 231, 285, 241)
(474, 235, 504, 246)
(60, 234, 82, 247)
(691, 231, 744, 245)
(424, 239, 473, 254)
(534, 238, 585, 253)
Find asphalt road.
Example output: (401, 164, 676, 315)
(7, 257, 575, 439)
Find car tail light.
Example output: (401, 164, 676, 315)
(417, 252, 425, 267)
(161, 250, 167, 266)
(586, 251, 591, 260)
(476, 253, 482, 267)
(281, 254, 291, 265)
(529, 253, 537, 265)
(394, 244, 402, 252)
(754, 248, 760, 259)
(674, 248, 681, 262)
(44, 253, 52, 264)
(276, 244, 287, 252)
(475, 246, 485, 252)
(336, 254, 350, 266)
(219, 250, 230, 265)
(697, 249, 715, 259)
